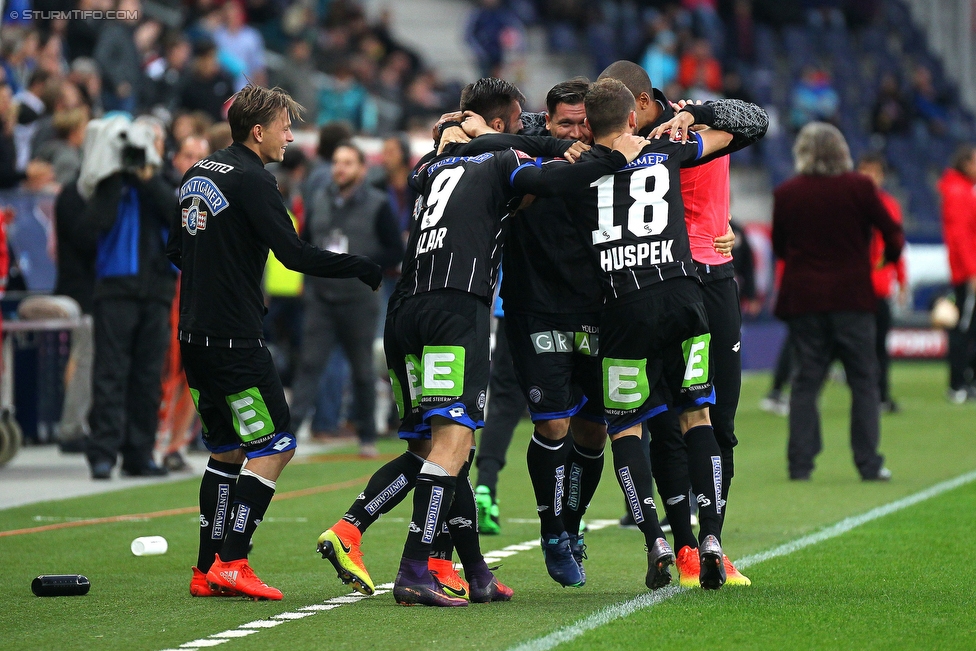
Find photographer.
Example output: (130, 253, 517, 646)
(84, 117, 179, 479)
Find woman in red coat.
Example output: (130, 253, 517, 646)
(772, 122, 904, 481)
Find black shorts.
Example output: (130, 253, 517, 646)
(180, 342, 297, 458)
(505, 311, 605, 423)
(385, 290, 491, 439)
(600, 278, 715, 435)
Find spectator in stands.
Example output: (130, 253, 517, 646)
(64, 0, 106, 60)
(911, 64, 950, 138)
(177, 37, 235, 122)
(274, 39, 319, 124)
(93, 0, 143, 113)
(145, 32, 192, 114)
(213, 0, 268, 90)
(639, 20, 678, 92)
(858, 153, 907, 413)
(0, 77, 55, 191)
(773, 122, 903, 481)
(0, 28, 39, 94)
(207, 121, 233, 151)
(870, 72, 912, 137)
(789, 65, 839, 130)
(465, 0, 524, 78)
(317, 58, 377, 132)
(68, 57, 104, 117)
(937, 144, 976, 403)
(34, 107, 88, 185)
(303, 121, 353, 216)
(12, 70, 52, 170)
(677, 37, 723, 95)
(291, 142, 403, 458)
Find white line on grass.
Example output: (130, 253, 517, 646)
(157, 520, 620, 651)
(505, 469, 976, 651)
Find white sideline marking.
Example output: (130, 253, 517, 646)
(180, 641, 227, 648)
(239, 620, 283, 629)
(160, 518, 619, 650)
(505, 469, 976, 651)
(272, 612, 314, 620)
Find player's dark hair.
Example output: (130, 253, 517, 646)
(545, 77, 590, 116)
(227, 83, 305, 144)
(584, 78, 636, 139)
(460, 77, 526, 125)
(317, 121, 353, 160)
(950, 143, 976, 174)
(333, 140, 365, 164)
(598, 61, 652, 101)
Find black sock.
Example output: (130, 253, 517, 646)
(527, 431, 568, 536)
(220, 470, 275, 562)
(562, 441, 604, 536)
(403, 464, 456, 563)
(197, 458, 242, 572)
(685, 425, 723, 543)
(653, 468, 697, 551)
(720, 447, 734, 530)
(611, 435, 664, 547)
(344, 451, 424, 532)
(445, 458, 491, 582)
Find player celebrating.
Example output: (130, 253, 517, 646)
(600, 60, 767, 588)
(168, 84, 381, 601)
(561, 78, 759, 590)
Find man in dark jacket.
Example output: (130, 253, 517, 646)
(772, 121, 904, 482)
(291, 141, 403, 457)
(85, 126, 179, 479)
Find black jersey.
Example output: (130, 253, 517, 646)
(395, 143, 626, 307)
(167, 142, 379, 341)
(501, 195, 604, 314)
(568, 134, 703, 300)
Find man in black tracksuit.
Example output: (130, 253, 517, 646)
(167, 84, 380, 601)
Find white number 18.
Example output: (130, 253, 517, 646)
(590, 165, 670, 245)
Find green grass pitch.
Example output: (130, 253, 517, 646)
(1, 361, 974, 651)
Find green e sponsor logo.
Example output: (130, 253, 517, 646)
(388, 369, 406, 418)
(226, 387, 275, 442)
(404, 354, 423, 407)
(188, 386, 208, 433)
(422, 346, 465, 397)
(682, 334, 711, 387)
(603, 357, 649, 410)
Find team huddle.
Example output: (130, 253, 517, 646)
(171, 60, 768, 605)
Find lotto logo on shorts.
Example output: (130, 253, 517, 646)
(422, 346, 465, 397)
(682, 334, 711, 388)
(603, 358, 649, 411)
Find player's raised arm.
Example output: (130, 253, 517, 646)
(649, 99, 768, 165)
